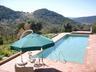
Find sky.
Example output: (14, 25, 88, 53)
(0, 0, 96, 17)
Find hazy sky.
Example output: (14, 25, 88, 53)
(0, 0, 96, 17)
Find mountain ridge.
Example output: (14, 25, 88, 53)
(32, 8, 81, 25)
(72, 16, 96, 24)
(0, 5, 86, 36)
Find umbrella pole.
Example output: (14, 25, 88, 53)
(41, 48, 46, 66)
(20, 51, 23, 63)
(42, 54, 44, 64)
(41, 48, 44, 64)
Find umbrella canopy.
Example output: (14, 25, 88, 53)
(11, 33, 55, 52)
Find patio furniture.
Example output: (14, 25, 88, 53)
(28, 51, 36, 63)
(16, 60, 27, 66)
(33, 58, 48, 70)
(34, 58, 42, 68)
(15, 64, 34, 72)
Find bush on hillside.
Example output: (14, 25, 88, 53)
(0, 55, 4, 60)
(0, 37, 3, 45)
(64, 23, 72, 32)
(92, 23, 96, 33)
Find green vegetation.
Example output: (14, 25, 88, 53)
(0, 55, 4, 60)
(64, 23, 72, 32)
(0, 35, 17, 61)
(17, 23, 25, 30)
(29, 21, 42, 33)
(43, 33, 58, 38)
(0, 37, 3, 45)
(92, 23, 96, 33)
(0, 44, 17, 60)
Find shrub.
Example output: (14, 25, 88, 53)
(0, 37, 3, 45)
(0, 49, 12, 57)
(92, 23, 96, 33)
(64, 23, 72, 32)
(0, 55, 4, 60)
(0, 44, 17, 58)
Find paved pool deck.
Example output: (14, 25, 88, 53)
(0, 33, 96, 72)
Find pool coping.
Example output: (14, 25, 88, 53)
(52, 33, 70, 42)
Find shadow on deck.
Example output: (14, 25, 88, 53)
(34, 68, 62, 72)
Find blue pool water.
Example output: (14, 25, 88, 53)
(33, 34, 89, 63)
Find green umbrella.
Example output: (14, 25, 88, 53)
(11, 33, 54, 52)
(10, 33, 55, 63)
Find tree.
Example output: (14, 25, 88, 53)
(64, 23, 72, 32)
(92, 23, 96, 33)
(30, 21, 42, 33)
(17, 23, 25, 30)
(16, 23, 25, 34)
(0, 37, 3, 45)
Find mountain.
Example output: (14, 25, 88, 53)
(72, 16, 96, 24)
(0, 5, 81, 36)
(0, 5, 80, 26)
(31, 9, 82, 33)
(0, 5, 33, 36)
(0, 5, 20, 36)
(0, 5, 33, 22)
(0, 5, 20, 20)
(33, 9, 65, 24)
(32, 8, 80, 25)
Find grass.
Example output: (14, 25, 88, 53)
(0, 44, 17, 60)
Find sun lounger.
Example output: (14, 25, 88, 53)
(28, 51, 36, 63)
(16, 59, 27, 66)
(15, 64, 34, 72)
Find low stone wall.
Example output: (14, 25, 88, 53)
(0, 52, 22, 65)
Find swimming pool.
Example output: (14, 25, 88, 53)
(33, 34, 89, 64)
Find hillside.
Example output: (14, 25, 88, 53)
(0, 5, 82, 36)
(0, 5, 21, 20)
(0, 5, 33, 36)
(0, 5, 80, 26)
(72, 16, 96, 24)
(33, 9, 64, 24)
(0, 5, 32, 22)
(32, 8, 80, 25)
